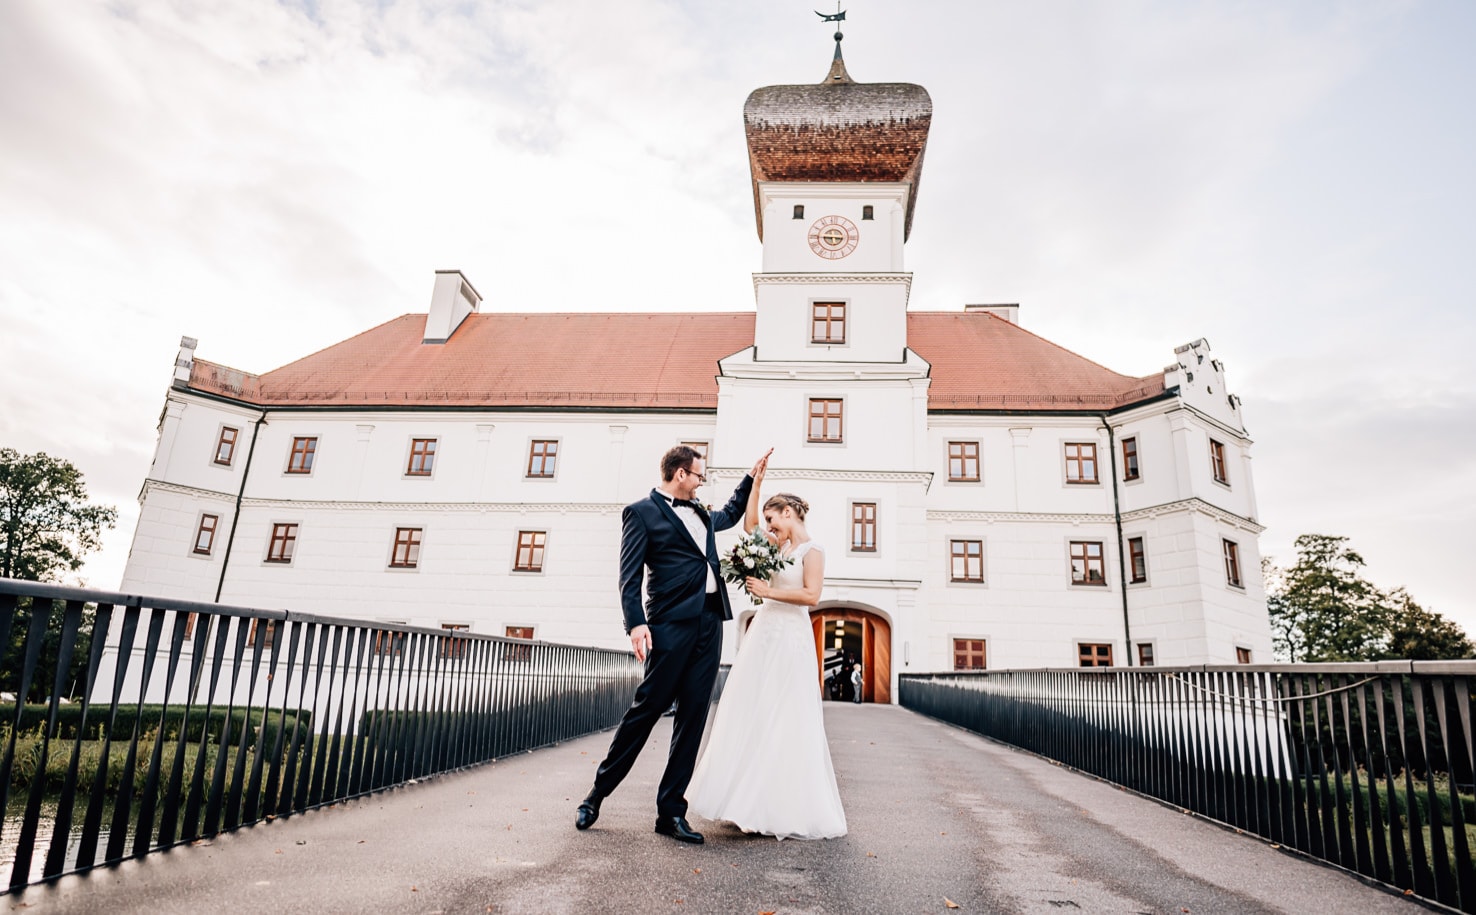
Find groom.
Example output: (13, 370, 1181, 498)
(575, 445, 765, 844)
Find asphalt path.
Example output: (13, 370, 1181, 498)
(17, 704, 1425, 914)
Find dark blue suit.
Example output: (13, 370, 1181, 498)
(593, 475, 753, 818)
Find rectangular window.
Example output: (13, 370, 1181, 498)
(193, 514, 219, 556)
(1064, 442, 1098, 484)
(266, 523, 298, 563)
(441, 623, 469, 659)
(1137, 643, 1155, 666)
(248, 619, 277, 652)
(947, 441, 980, 482)
(808, 399, 843, 443)
(390, 527, 423, 568)
(1223, 539, 1243, 588)
(406, 438, 437, 476)
(1236, 646, 1253, 664)
(514, 531, 546, 572)
(953, 638, 986, 671)
(811, 302, 846, 344)
(1078, 643, 1113, 667)
(214, 427, 239, 466)
(287, 436, 317, 474)
(851, 503, 877, 552)
(1121, 436, 1140, 481)
(374, 626, 407, 657)
(504, 625, 534, 662)
(1210, 439, 1229, 485)
(1070, 541, 1106, 586)
(680, 441, 709, 461)
(1127, 537, 1147, 584)
(527, 440, 558, 478)
(950, 539, 984, 582)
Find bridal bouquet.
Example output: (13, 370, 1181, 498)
(720, 528, 793, 606)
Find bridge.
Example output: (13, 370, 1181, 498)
(1, 579, 1468, 912)
(9, 706, 1417, 913)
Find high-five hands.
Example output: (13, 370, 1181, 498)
(750, 448, 773, 481)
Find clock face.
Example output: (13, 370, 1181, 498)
(807, 215, 859, 260)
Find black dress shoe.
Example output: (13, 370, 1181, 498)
(654, 816, 704, 844)
(575, 795, 602, 830)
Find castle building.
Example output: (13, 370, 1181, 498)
(118, 42, 1271, 702)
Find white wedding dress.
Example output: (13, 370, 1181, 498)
(688, 541, 847, 839)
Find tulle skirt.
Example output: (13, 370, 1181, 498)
(687, 599, 846, 840)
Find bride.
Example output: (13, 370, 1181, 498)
(687, 456, 847, 839)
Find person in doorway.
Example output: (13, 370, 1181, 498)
(851, 663, 863, 704)
(686, 458, 847, 840)
(574, 445, 767, 845)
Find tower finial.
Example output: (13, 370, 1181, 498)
(815, 4, 851, 83)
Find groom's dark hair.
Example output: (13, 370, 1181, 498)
(661, 445, 703, 482)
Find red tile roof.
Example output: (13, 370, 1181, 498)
(186, 311, 1163, 412)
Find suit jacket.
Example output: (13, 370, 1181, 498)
(619, 474, 753, 633)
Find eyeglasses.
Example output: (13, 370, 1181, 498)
(683, 467, 708, 483)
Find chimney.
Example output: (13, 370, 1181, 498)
(173, 336, 198, 385)
(965, 303, 1019, 324)
(423, 270, 482, 344)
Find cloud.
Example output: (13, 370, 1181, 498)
(1252, 388, 1476, 629)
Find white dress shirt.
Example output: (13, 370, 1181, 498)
(661, 491, 718, 594)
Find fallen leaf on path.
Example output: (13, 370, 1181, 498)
(411, 886, 418, 892)
(866, 852, 876, 858)
(944, 899, 960, 909)
(760, 911, 776, 915)
(295, 840, 306, 845)
(358, 840, 365, 844)
(692, 868, 701, 874)
(1269, 843, 1280, 849)
(274, 849, 282, 855)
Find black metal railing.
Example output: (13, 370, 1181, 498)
(0, 578, 641, 889)
(900, 664, 1476, 912)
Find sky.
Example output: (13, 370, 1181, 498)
(2, 1, 1473, 637)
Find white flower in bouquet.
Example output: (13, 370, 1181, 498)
(720, 528, 793, 605)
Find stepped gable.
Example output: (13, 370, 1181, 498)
(187, 311, 1163, 413)
(744, 58, 932, 241)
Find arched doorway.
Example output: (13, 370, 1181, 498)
(810, 607, 891, 704)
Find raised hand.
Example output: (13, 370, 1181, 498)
(750, 448, 773, 480)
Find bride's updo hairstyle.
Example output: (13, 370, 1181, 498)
(764, 493, 809, 521)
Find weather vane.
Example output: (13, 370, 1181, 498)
(815, 2, 846, 44)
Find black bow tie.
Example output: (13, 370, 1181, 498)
(671, 498, 704, 512)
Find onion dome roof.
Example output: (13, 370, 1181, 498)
(743, 50, 932, 240)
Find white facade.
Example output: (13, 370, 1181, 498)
(114, 62, 1272, 702)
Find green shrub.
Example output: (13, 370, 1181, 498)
(0, 703, 311, 744)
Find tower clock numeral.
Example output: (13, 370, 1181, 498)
(807, 214, 859, 259)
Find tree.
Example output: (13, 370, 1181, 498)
(1267, 534, 1387, 662)
(1383, 588, 1475, 661)
(0, 447, 117, 582)
(1267, 533, 1474, 662)
(0, 448, 116, 701)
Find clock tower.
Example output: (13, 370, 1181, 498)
(733, 38, 931, 368)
